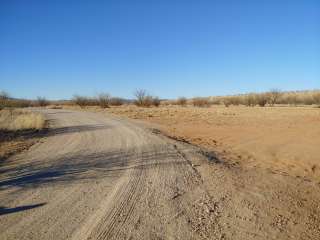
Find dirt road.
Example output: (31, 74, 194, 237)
(1, 109, 320, 240)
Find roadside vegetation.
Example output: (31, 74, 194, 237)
(0, 109, 45, 131)
(0, 92, 33, 109)
(0, 91, 51, 109)
(133, 89, 160, 107)
(72, 94, 126, 108)
(0, 91, 47, 162)
(192, 97, 211, 107)
(64, 89, 320, 108)
(2, 89, 320, 112)
(167, 90, 320, 108)
(36, 97, 49, 107)
(176, 97, 187, 106)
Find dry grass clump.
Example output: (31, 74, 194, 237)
(0, 91, 33, 109)
(72, 95, 98, 108)
(243, 94, 256, 107)
(176, 97, 187, 106)
(1, 90, 51, 108)
(312, 92, 320, 106)
(0, 109, 45, 131)
(222, 96, 242, 107)
(192, 97, 211, 107)
(209, 97, 221, 105)
(109, 97, 125, 106)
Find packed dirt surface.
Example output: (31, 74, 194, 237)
(0, 130, 43, 162)
(1, 109, 320, 239)
(106, 105, 320, 182)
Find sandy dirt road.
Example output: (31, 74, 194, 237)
(1, 109, 320, 240)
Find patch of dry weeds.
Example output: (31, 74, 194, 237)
(0, 109, 45, 131)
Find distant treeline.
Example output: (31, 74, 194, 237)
(166, 89, 320, 107)
(1, 89, 320, 109)
(72, 90, 161, 108)
(0, 91, 50, 109)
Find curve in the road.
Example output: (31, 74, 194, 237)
(0, 109, 218, 240)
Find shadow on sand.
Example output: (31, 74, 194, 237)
(0, 144, 187, 190)
(0, 124, 111, 143)
(0, 203, 46, 216)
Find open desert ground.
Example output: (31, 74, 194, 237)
(1, 106, 320, 239)
(103, 105, 320, 182)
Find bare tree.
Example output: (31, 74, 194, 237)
(134, 89, 147, 106)
(98, 93, 110, 108)
(0, 91, 9, 100)
(255, 93, 269, 107)
(73, 95, 88, 108)
(267, 89, 282, 106)
(37, 96, 49, 107)
(0, 91, 10, 110)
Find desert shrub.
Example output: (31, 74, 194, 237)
(176, 97, 187, 106)
(283, 94, 299, 106)
(222, 98, 232, 107)
(109, 97, 125, 106)
(73, 95, 87, 108)
(0, 90, 33, 108)
(98, 93, 110, 108)
(141, 95, 153, 107)
(313, 92, 320, 105)
(295, 93, 313, 105)
(244, 94, 256, 107)
(152, 97, 161, 107)
(0, 91, 10, 110)
(223, 96, 243, 106)
(0, 91, 9, 101)
(210, 97, 221, 105)
(37, 97, 49, 107)
(267, 89, 282, 106)
(231, 96, 243, 106)
(304, 95, 314, 105)
(161, 100, 171, 106)
(133, 89, 159, 107)
(72, 95, 94, 108)
(192, 97, 211, 107)
(255, 93, 269, 107)
(1, 99, 33, 109)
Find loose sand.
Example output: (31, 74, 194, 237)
(107, 105, 320, 182)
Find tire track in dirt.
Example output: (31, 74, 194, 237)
(1, 109, 220, 240)
(2, 109, 319, 240)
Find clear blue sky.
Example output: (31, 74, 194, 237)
(1, 0, 319, 100)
